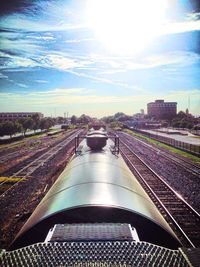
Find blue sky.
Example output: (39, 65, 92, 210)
(0, 0, 200, 117)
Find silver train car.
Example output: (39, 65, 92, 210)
(11, 131, 180, 249)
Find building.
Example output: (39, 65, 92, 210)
(0, 112, 43, 121)
(147, 100, 177, 120)
(132, 113, 144, 120)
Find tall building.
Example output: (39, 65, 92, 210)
(0, 112, 43, 121)
(147, 100, 177, 120)
(140, 109, 144, 115)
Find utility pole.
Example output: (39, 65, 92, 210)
(188, 95, 190, 113)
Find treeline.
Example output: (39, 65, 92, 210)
(102, 111, 200, 130)
(171, 111, 200, 129)
(101, 112, 132, 123)
(0, 114, 54, 138)
(71, 114, 92, 125)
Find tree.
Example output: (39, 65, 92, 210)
(0, 123, 6, 137)
(31, 113, 41, 133)
(1, 121, 17, 138)
(40, 117, 54, 131)
(177, 111, 187, 119)
(187, 122, 193, 129)
(39, 118, 48, 131)
(102, 113, 131, 123)
(57, 116, 65, 124)
(0, 121, 23, 138)
(79, 114, 91, 124)
(117, 115, 132, 122)
(114, 112, 125, 119)
(15, 122, 23, 135)
(71, 115, 77, 125)
(172, 118, 180, 128)
(180, 118, 188, 129)
(102, 115, 118, 123)
(19, 117, 33, 136)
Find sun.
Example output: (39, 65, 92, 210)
(86, 0, 168, 55)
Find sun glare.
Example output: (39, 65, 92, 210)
(86, 0, 168, 54)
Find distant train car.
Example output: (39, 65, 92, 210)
(88, 122, 106, 131)
(11, 130, 180, 249)
(61, 124, 69, 130)
(86, 129, 108, 150)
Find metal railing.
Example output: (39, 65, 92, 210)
(131, 128, 200, 156)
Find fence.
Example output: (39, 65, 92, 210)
(132, 129, 200, 156)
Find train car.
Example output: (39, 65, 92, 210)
(86, 128, 108, 150)
(11, 130, 180, 250)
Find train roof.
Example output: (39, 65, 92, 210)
(11, 139, 179, 249)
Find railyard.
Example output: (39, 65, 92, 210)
(0, 127, 199, 252)
(117, 131, 200, 247)
(0, 126, 199, 267)
(0, 129, 84, 248)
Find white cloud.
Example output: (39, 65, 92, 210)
(35, 80, 49, 84)
(90, 51, 200, 74)
(0, 89, 199, 116)
(16, 83, 28, 88)
(28, 88, 89, 97)
(65, 38, 94, 43)
(145, 51, 200, 68)
(45, 55, 82, 70)
(0, 51, 92, 72)
(0, 73, 8, 79)
(27, 36, 55, 41)
(0, 52, 37, 70)
(0, 38, 43, 54)
(0, 88, 141, 104)
(187, 12, 200, 21)
(0, 14, 87, 32)
(67, 70, 144, 92)
(162, 19, 200, 35)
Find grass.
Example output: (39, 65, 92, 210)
(123, 129, 200, 164)
(0, 132, 46, 150)
(48, 128, 59, 132)
(0, 128, 73, 150)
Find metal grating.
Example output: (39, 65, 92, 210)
(0, 241, 189, 267)
(46, 223, 136, 242)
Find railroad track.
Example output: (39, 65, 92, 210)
(117, 131, 200, 177)
(0, 151, 22, 163)
(0, 130, 79, 177)
(119, 138, 200, 248)
(0, 130, 82, 198)
(0, 145, 44, 165)
(0, 132, 69, 165)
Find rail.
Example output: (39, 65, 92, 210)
(118, 131, 200, 177)
(119, 138, 200, 248)
(0, 130, 82, 198)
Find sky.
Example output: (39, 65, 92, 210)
(0, 0, 200, 118)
